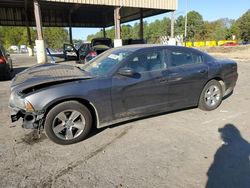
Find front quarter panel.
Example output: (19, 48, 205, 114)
(25, 78, 113, 124)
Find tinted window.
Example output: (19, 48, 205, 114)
(170, 50, 203, 67)
(125, 49, 165, 73)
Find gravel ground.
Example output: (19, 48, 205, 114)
(0, 51, 249, 188)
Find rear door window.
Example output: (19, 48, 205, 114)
(169, 49, 203, 67)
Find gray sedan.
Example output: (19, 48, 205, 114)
(9, 45, 238, 144)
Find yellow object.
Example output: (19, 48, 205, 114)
(182, 40, 237, 47)
(183, 42, 193, 47)
(193, 41, 205, 47)
(205, 41, 217, 47)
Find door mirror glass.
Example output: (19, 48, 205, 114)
(118, 67, 136, 76)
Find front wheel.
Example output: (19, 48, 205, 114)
(199, 80, 223, 111)
(44, 101, 92, 145)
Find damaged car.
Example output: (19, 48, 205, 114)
(9, 45, 238, 145)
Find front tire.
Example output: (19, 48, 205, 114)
(44, 101, 92, 145)
(199, 80, 223, 111)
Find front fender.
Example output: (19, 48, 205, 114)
(25, 78, 113, 124)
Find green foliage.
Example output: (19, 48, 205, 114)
(186, 11, 204, 40)
(87, 9, 250, 43)
(175, 15, 185, 36)
(228, 21, 240, 40)
(0, 26, 36, 48)
(236, 9, 250, 42)
(43, 27, 68, 49)
(0, 26, 68, 49)
(87, 18, 171, 44)
(200, 20, 228, 41)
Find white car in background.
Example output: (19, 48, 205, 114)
(20, 45, 28, 53)
(9, 45, 19, 53)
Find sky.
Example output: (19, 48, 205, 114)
(72, 0, 250, 40)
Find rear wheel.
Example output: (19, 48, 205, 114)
(44, 101, 92, 145)
(199, 80, 223, 111)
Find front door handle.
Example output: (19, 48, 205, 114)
(157, 78, 168, 83)
(169, 72, 178, 76)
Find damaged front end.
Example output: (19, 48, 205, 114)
(9, 91, 45, 129)
(9, 63, 93, 130)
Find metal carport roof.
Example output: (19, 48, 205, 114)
(0, 0, 177, 27)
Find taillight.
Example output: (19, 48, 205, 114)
(0, 56, 6, 64)
(88, 51, 97, 57)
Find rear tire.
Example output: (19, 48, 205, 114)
(199, 80, 223, 111)
(44, 101, 92, 145)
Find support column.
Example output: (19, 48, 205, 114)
(25, 13, 33, 56)
(171, 11, 175, 38)
(184, 0, 189, 46)
(34, 0, 46, 63)
(168, 11, 176, 45)
(103, 27, 106, 38)
(114, 7, 122, 47)
(69, 14, 73, 44)
(26, 27, 34, 56)
(24, 0, 33, 56)
(69, 27, 73, 44)
(139, 9, 144, 40)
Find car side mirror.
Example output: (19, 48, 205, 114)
(118, 67, 136, 76)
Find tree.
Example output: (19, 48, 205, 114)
(186, 11, 204, 41)
(0, 26, 36, 48)
(86, 18, 171, 44)
(43, 27, 68, 49)
(175, 15, 185, 36)
(121, 25, 133, 39)
(236, 9, 250, 42)
(228, 20, 240, 40)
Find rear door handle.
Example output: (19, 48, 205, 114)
(198, 69, 207, 74)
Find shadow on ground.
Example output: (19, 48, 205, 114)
(0, 67, 29, 82)
(206, 123, 250, 188)
(11, 67, 29, 78)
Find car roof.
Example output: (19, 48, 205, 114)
(114, 44, 196, 52)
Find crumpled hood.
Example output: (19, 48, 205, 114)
(11, 63, 92, 91)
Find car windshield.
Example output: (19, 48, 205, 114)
(82, 49, 133, 76)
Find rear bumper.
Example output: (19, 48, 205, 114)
(224, 72, 238, 96)
(0, 64, 8, 73)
